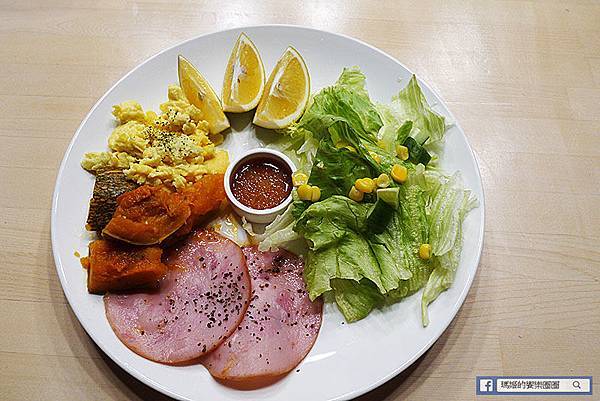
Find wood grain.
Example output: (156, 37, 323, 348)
(0, 1, 598, 400)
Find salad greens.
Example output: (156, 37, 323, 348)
(308, 141, 376, 199)
(253, 202, 301, 252)
(269, 66, 382, 173)
(421, 172, 477, 325)
(377, 75, 446, 147)
(259, 67, 476, 326)
(295, 196, 412, 300)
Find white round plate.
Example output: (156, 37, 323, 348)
(52, 25, 484, 401)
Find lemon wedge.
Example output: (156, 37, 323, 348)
(253, 46, 310, 129)
(178, 55, 230, 134)
(222, 33, 265, 112)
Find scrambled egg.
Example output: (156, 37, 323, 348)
(81, 85, 228, 190)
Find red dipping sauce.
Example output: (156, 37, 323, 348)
(230, 157, 293, 210)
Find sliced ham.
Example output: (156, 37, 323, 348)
(202, 247, 323, 387)
(104, 230, 251, 364)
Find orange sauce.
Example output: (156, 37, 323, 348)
(231, 157, 292, 210)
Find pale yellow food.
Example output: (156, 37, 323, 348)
(253, 46, 310, 129)
(81, 85, 229, 191)
(222, 33, 265, 112)
(178, 55, 230, 134)
(112, 100, 146, 124)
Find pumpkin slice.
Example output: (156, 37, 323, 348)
(86, 239, 167, 294)
(173, 174, 226, 238)
(103, 185, 190, 245)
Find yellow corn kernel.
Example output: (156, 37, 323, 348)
(355, 178, 376, 193)
(396, 144, 409, 161)
(292, 172, 308, 186)
(369, 151, 382, 164)
(365, 178, 376, 192)
(310, 186, 321, 202)
(297, 184, 313, 201)
(419, 243, 432, 260)
(348, 185, 364, 202)
(375, 173, 391, 188)
(354, 178, 366, 192)
(391, 164, 408, 184)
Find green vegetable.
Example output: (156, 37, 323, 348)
(258, 67, 476, 326)
(391, 75, 446, 146)
(421, 262, 453, 325)
(254, 201, 307, 252)
(366, 198, 395, 234)
(381, 184, 433, 301)
(268, 126, 319, 173)
(334, 66, 370, 96)
(396, 120, 414, 144)
(378, 120, 413, 155)
(264, 67, 386, 176)
(406, 163, 442, 194)
(326, 183, 433, 320)
(295, 187, 435, 321)
(404, 136, 432, 166)
(298, 87, 381, 163)
(308, 140, 376, 199)
(331, 278, 384, 322)
(296, 196, 412, 302)
(300, 67, 411, 199)
(376, 187, 400, 209)
(429, 173, 477, 256)
(376, 75, 445, 167)
(421, 172, 477, 326)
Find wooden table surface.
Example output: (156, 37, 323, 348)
(1, 1, 599, 400)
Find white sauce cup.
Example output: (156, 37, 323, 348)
(224, 148, 296, 224)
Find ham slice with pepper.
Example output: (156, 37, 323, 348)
(202, 246, 323, 388)
(104, 230, 251, 364)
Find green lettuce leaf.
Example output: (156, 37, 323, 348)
(331, 278, 384, 322)
(429, 173, 477, 255)
(296, 196, 412, 301)
(382, 184, 434, 303)
(421, 172, 477, 325)
(253, 201, 307, 252)
(378, 75, 446, 148)
(296, 188, 433, 321)
(268, 67, 383, 175)
(302, 181, 441, 322)
(308, 140, 377, 199)
(268, 126, 319, 173)
(298, 86, 381, 149)
(334, 66, 369, 96)
(377, 119, 413, 155)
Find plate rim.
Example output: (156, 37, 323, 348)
(51, 24, 485, 401)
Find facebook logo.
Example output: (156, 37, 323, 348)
(476, 376, 592, 396)
(478, 377, 495, 393)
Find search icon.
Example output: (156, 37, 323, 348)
(572, 380, 581, 389)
